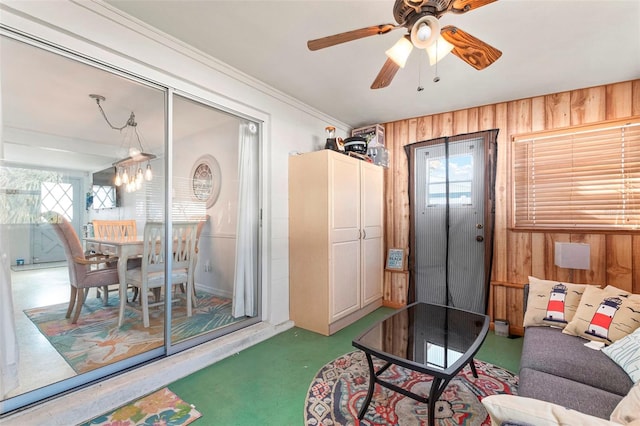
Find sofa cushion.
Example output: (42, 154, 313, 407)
(523, 276, 590, 328)
(603, 327, 640, 383)
(518, 367, 624, 420)
(521, 326, 633, 396)
(482, 394, 622, 426)
(562, 285, 640, 345)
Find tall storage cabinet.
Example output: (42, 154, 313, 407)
(289, 150, 384, 336)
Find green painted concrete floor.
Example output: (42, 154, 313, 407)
(169, 307, 523, 425)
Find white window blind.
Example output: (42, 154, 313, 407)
(511, 118, 640, 230)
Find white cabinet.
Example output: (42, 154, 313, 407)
(289, 150, 383, 335)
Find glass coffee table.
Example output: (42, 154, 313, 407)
(352, 302, 489, 426)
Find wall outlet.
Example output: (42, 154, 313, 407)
(204, 260, 211, 272)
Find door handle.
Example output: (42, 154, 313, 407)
(476, 235, 484, 242)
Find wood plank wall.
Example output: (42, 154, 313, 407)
(382, 79, 640, 335)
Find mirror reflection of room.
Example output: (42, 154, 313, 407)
(1, 34, 260, 405)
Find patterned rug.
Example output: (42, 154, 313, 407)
(24, 291, 242, 374)
(305, 350, 518, 426)
(80, 387, 201, 426)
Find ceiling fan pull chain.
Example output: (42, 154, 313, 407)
(417, 50, 424, 92)
(433, 39, 441, 83)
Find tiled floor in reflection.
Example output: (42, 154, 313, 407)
(8, 266, 76, 397)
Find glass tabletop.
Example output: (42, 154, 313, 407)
(353, 302, 489, 378)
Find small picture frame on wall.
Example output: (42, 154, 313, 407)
(385, 248, 406, 271)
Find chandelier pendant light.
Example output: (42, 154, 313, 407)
(90, 94, 156, 193)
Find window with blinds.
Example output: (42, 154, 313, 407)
(511, 118, 640, 230)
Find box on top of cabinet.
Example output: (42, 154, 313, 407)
(351, 124, 385, 147)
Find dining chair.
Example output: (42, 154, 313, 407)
(93, 219, 137, 241)
(179, 215, 208, 304)
(190, 215, 208, 302)
(45, 211, 121, 324)
(120, 221, 198, 327)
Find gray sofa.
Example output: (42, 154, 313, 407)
(517, 284, 634, 419)
(518, 326, 633, 419)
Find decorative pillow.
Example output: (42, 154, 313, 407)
(562, 285, 640, 345)
(610, 381, 640, 424)
(481, 394, 622, 426)
(603, 327, 640, 383)
(604, 285, 632, 295)
(604, 285, 640, 303)
(523, 276, 590, 328)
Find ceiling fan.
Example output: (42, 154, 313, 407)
(307, 0, 502, 89)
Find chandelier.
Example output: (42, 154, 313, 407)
(90, 94, 156, 192)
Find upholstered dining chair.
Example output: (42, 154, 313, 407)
(119, 221, 197, 328)
(45, 211, 120, 324)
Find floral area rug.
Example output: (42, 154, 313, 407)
(305, 350, 518, 426)
(80, 387, 201, 426)
(24, 291, 242, 374)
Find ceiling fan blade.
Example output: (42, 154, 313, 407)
(307, 24, 399, 51)
(449, 0, 497, 14)
(371, 58, 401, 89)
(440, 25, 502, 70)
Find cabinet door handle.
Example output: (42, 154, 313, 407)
(362, 229, 367, 239)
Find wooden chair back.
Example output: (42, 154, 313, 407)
(140, 222, 197, 276)
(93, 219, 137, 241)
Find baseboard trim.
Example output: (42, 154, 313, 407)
(382, 300, 406, 309)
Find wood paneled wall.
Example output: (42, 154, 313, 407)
(382, 79, 640, 335)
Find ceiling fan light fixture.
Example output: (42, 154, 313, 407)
(385, 35, 413, 68)
(410, 15, 439, 49)
(426, 36, 454, 65)
(416, 23, 432, 42)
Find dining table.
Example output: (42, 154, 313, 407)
(85, 220, 201, 326)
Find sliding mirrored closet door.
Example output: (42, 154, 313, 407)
(0, 32, 262, 415)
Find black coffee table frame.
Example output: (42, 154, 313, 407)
(352, 302, 489, 426)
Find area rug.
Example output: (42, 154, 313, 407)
(305, 350, 518, 426)
(24, 291, 242, 374)
(79, 387, 201, 426)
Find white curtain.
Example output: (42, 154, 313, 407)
(0, 226, 19, 399)
(232, 122, 258, 318)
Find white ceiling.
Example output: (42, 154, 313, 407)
(105, 0, 640, 127)
(2, 0, 639, 173)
